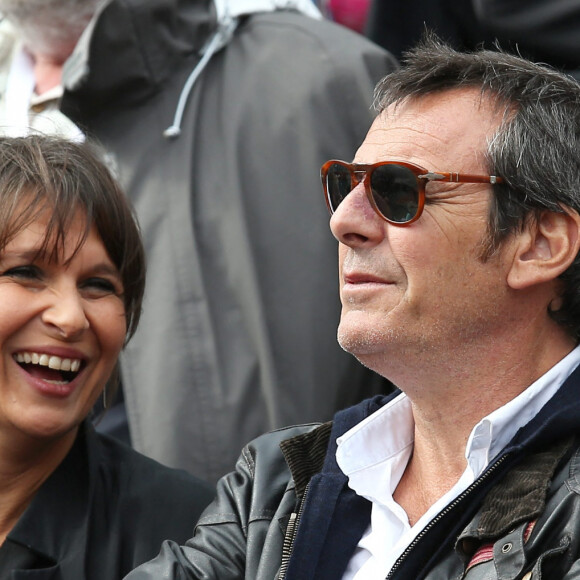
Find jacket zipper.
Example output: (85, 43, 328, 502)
(385, 453, 512, 580)
(278, 481, 311, 580)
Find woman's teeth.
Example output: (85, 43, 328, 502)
(13, 352, 81, 372)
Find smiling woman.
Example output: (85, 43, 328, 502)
(0, 135, 213, 578)
(0, 214, 127, 438)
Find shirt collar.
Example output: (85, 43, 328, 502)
(469, 344, 580, 472)
(336, 393, 413, 503)
(336, 345, 580, 500)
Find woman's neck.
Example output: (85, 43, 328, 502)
(0, 427, 77, 543)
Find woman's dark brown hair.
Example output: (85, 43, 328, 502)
(0, 134, 146, 341)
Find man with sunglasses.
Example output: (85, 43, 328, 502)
(126, 34, 580, 580)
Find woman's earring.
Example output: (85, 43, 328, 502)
(103, 382, 110, 410)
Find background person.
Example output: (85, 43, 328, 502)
(0, 0, 398, 484)
(319, 0, 371, 33)
(365, 0, 580, 80)
(473, 0, 580, 79)
(0, 134, 213, 578)
(126, 36, 580, 579)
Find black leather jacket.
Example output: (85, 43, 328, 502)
(4, 422, 213, 579)
(126, 366, 580, 580)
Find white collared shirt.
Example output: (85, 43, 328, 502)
(336, 346, 580, 579)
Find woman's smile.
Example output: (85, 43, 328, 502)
(13, 349, 85, 395)
(0, 211, 126, 437)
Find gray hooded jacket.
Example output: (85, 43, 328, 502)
(52, 0, 397, 483)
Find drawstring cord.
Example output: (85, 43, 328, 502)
(163, 16, 239, 139)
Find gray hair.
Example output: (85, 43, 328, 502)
(374, 33, 580, 339)
(0, 0, 102, 58)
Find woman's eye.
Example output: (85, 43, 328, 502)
(81, 277, 121, 297)
(2, 265, 43, 281)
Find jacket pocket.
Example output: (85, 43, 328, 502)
(462, 534, 571, 580)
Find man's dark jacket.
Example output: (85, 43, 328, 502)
(126, 363, 580, 579)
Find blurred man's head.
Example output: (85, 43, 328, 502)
(0, 0, 102, 60)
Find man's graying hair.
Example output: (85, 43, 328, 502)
(374, 33, 580, 339)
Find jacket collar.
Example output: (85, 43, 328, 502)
(61, 0, 320, 121)
(282, 357, 580, 486)
(62, 0, 215, 114)
(499, 359, 580, 454)
(459, 435, 575, 545)
(280, 394, 396, 497)
(7, 422, 98, 577)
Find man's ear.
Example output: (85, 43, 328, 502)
(507, 209, 580, 290)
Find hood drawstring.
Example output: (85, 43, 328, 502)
(163, 15, 238, 139)
(163, 0, 321, 139)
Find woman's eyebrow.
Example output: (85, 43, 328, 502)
(0, 248, 45, 261)
(87, 263, 122, 279)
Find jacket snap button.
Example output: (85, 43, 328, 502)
(501, 542, 513, 553)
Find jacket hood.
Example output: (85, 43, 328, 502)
(62, 0, 320, 126)
(163, 0, 321, 137)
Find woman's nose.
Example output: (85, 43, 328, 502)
(329, 181, 386, 247)
(41, 288, 90, 339)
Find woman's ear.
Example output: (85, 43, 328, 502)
(507, 209, 580, 290)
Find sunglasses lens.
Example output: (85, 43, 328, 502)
(325, 163, 352, 212)
(370, 164, 420, 223)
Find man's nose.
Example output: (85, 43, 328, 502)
(329, 181, 385, 246)
(41, 288, 90, 339)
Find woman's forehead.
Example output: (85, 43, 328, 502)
(1, 203, 92, 259)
